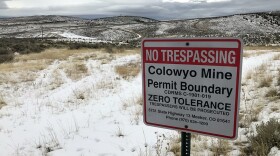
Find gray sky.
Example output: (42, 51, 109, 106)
(0, 0, 279, 19)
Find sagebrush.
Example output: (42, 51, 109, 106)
(242, 118, 280, 156)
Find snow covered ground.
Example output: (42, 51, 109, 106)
(0, 48, 279, 156)
(57, 32, 110, 43)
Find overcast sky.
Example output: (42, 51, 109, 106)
(0, 0, 279, 20)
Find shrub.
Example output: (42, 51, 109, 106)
(0, 47, 14, 63)
(0, 38, 134, 58)
(12, 43, 27, 52)
(242, 119, 280, 156)
(1, 38, 58, 53)
(105, 46, 113, 53)
(209, 139, 231, 156)
(168, 134, 181, 156)
(265, 88, 280, 101)
(28, 44, 45, 53)
(69, 43, 83, 50)
(258, 76, 273, 88)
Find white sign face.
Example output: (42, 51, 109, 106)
(142, 38, 243, 139)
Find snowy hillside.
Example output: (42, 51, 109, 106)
(0, 12, 280, 45)
(0, 48, 279, 155)
(90, 16, 158, 25)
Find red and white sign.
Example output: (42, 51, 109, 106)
(142, 38, 243, 139)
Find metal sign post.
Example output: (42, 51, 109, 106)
(181, 132, 191, 156)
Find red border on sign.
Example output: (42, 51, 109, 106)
(142, 38, 242, 139)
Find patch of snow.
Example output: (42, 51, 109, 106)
(268, 147, 280, 156)
(156, 22, 176, 35)
(242, 51, 277, 78)
(59, 32, 96, 40)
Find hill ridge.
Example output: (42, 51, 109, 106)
(0, 11, 280, 45)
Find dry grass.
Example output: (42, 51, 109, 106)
(63, 61, 88, 81)
(48, 69, 65, 90)
(250, 104, 264, 122)
(271, 104, 280, 112)
(101, 47, 140, 55)
(75, 92, 86, 100)
(130, 106, 142, 125)
(154, 133, 168, 156)
(242, 52, 251, 58)
(0, 71, 37, 84)
(167, 133, 209, 156)
(15, 48, 139, 62)
(245, 70, 254, 80)
(265, 88, 280, 101)
(0, 48, 139, 73)
(244, 46, 280, 51)
(168, 134, 180, 156)
(265, 88, 279, 97)
(0, 48, 96, 73)
(242, 51, 267, 58)
(209, 139, 232, 156)
(15, 48, 134, 64)
(0, 60, 49, 72)
(254, 63, 273, 88)
(0, 48, 89, 74)
(115, 62, 140, 80)
(258, 75, 273, 88)
(95, 80, 115, 90)
(243, 47, 280, 63)
(240, 93, 264, 127)
(248, 103, 264, 124)
(257, 63, 268, 73)
(272, 54, 280, 60)
(15, 48, 95, 62)
(247, 63, 270, 87)
(122, 95, 143, 125)
(277, 69, 280, 86)
(135, 96, 143, 106)
(0, 95, 6, 109)
(122, 95, 143, 110)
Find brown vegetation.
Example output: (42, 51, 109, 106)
(115, 62, 140, 80)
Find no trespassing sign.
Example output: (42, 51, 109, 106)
(142, 38, 243, 139)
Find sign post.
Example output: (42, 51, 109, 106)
(181, 132, 191, 156)
(142, 38, 243, 140)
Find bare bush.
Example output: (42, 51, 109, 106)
(209, 139, 232, 156)
(130, 106, 142, 125)
(242, 119, 280, 156)
(258, 76, 273, 88)
(265, 88, 280, 101)
(168, 134, 181, 156)
(37, 127, 62, 155)
(154, 133, 167, 156)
